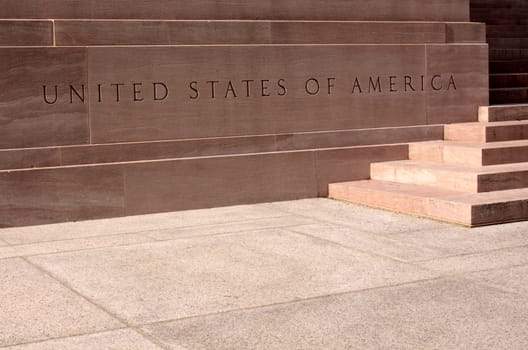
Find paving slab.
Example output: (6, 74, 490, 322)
(391, 220, 528, 256)
(417, 246, 528, 275)
(468, 264, 528, 296)
(28, 229, 438, 325)
(0, 233, 154, 260)
(285, 223, 446, 262)
(146, 215, 316, 241)
(2, 329, 165, 350)
(141, 277, 528, 350)
(0, 258, 122, 347)
(0, 204, 287, 245)
(264, 198, 452, 234)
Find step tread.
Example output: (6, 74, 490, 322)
(412, 139, 528, 150)
(447, 120, 528, 127)
(331, 180, 528, 205)
(372, 159, 528, 175)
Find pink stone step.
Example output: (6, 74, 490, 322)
(410, 140, 528, 166)
(370, 160, 528, 192)
(478, 104, 528, 122)
(444, 120, 528, 142)
(329, 180, 528, 226)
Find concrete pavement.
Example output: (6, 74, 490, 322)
(1, 198, 528, 349)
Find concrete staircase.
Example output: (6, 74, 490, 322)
(471, 0, 528, 104)
(329, 104, 528, 226)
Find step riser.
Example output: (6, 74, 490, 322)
(371, 163, 528, 193)
(479, 105, 528, 122)
(490, 74, 528, 89)
(487, 25, 528, 38)
(488, 38, 528, 49)
(490, 89, 528, 104)
(490, 49, 528, 60)
(490, 61, 528, 74)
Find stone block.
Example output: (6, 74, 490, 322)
(425, 44, 489, 124)
(445, 22, 486, 43)
(87, 45, 429, 143)
(0, 166, 124, 228)
(54, 20, 448, 46)
(0, 20, 53, 46)
(0, 48, 89, 149)
(123, 151, 317, 216)
(2, 0, 470, 21)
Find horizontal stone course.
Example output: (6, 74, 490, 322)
(0, 125, 442, 171)
(2, 0, 469, 21)
(52, 20, 485, 46)
(0, 144, 407, 227)
(0, 43, 486, 149)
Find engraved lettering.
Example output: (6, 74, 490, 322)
(352, 77, 362, 94)
(153, 82, 169, 101)
(133, 82, 143, 102)
(69, 84, 85, 103)
(431, 75, 442, 91)
(189, 81, 199, 99)
(225, 81, 237, 98)
(43, 85, 58, 104)
(305, 78, 320, 95)
(277, 78, 287, 96)
(111, 83, 124, 102)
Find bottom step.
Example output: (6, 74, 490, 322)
(329, 180, 528, 226)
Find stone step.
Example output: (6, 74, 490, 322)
(490, 73, 528, 89)
(487, 25, 528, 38)
(471, 9, 528, 25)
(490, 60, 528, 74)
(329, 180, 528, 226)
(490, 87, 528, 104)
(444, 120, 528, 142)
(0, 0, 469, 21)
(0, 125, 441, 171)
(471, 0, 528, 8)
(488, 38, 528, 49)
(370, 160, 528, 193)
(490, 49, 528, 60)
(409, 140, 528, 166)
(479, 104, 528, 122)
